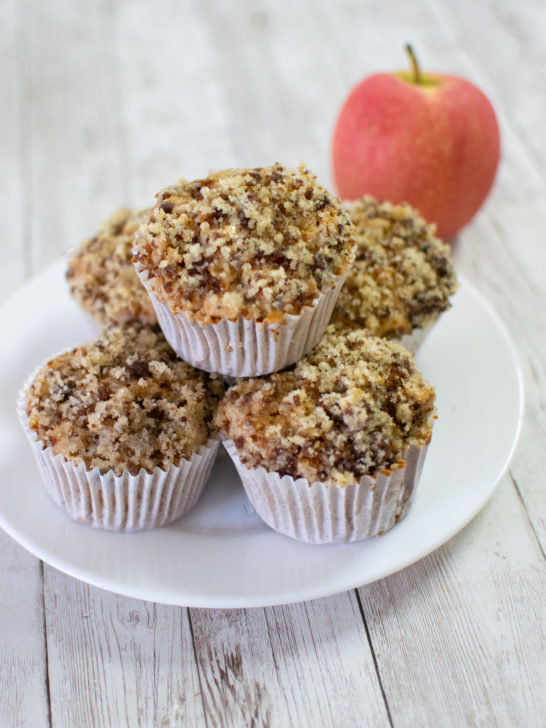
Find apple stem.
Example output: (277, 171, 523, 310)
(405, 43, 422, 84)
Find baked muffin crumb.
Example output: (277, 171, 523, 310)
(215, 327, 435, 486)
(26, 325, 223, 476)
(133, 163, 355, 323)
(331, 197, 457, 337)
(66, 208, 157, 327)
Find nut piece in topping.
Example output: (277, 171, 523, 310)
(133, 163, 356, 324)
(331, 197, 457, 338)
(66, 208, 157, 328)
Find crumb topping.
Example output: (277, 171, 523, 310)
(215, 327, 435, 486)
(331, 197, 458, 337)
(66, 208, 157, 327)
(26, 325, 224, 476)
(133, 163, 355, 323)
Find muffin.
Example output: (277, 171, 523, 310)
(330, 197, 457, 352)
(66, 208, 157, 328)
(133, 163, 356, 376)
(215, 327, 435, 543)
(18, 325, 223, 531)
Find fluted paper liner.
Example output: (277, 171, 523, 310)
(17, 381, 219, 532)
(223, 439, 429, 544)
(135, 263, 348, 377)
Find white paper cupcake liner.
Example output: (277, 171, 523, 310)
(17, 383, 220, 532)
(135, 263, 348, 377)
(223, 439, 429, 544)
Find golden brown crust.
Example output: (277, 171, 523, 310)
(26, 325, 224, 476)
(215, 327, 435, 486)
(133, 164, 355, 324)
(66, 208, 157, 328)
(331, 197, 457, 337)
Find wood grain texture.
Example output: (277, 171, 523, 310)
(0, 0, 28, 298)
(198, 0, 337, 182)
(428, 0, 546, 554)
(189, 608, 280, 727)
(0, 530, 48, 728)
(189, 594, 390, 728)
(440, 0, 546, 182)
(0, 1, 545, 727)
(263, 594, 391, 727)
(359, 476, 546, 728)
(44, 567, 206, 727)
(25, 0, 126, 273)
(454, 204, 546, 553)
(112, 0, 239, 206)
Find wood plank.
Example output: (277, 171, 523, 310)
(190, 594, 390, 728)
(4, 3, 544, 728)
(0, 2, 49, 723)
(198, 0, 341, 184)
(264, 594, 391, 727)
(436, 0, 546, 181)
(27, 4, 388, 725)
(0, 0, 28, 302)
(422, 0, 546, 553)
(28, 3, 209, 726)
(422, 0, 546, 548)
(311, 0, 543, 204)
(26, 0, 126, 274)
(190, 608, 283, 727)
(312, 0, 545, 549)
(112, 0, 239, 207)
(44, 568, 205, 728)
(306, 6, 546, 725)
(509, 415, 546, 556)
(0, 530, 49, 728)
(453, 205, 546, 553)
(358, 475, 546, 728)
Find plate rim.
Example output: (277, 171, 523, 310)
(0, 262, 524, 608)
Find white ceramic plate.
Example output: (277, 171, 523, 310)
(0, 261, 523, 608)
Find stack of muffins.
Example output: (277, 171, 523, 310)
(18, 163, 457, 542)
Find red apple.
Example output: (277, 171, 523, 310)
(332, 46, 500, 241)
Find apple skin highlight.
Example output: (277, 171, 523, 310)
(332, 71, 500, 241)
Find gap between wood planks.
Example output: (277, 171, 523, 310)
(355, 590, 395, 728)
(509, 471, 546, 560)
(186, 608, 212, 728)
(40, 561, 53, 728)
(424, 0, 546, 549)
(181, 9, 399, 717)
(11, 3, 545, 726)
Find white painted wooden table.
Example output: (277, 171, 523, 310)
(1, 1, 545, 726)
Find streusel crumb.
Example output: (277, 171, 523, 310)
(133, 163, 355, 323)
(26, 325, 224, 476)
(331, 197, 457, 337)
(66, 208, 157, 327)
(215, 327, 435, 486)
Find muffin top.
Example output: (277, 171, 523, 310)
(215, 327, 435, 486)
(66, 208, 157, 328)
(331, 197, 457, 337)
(25, 325, 224, 476)
(133, 163, 355, 324)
